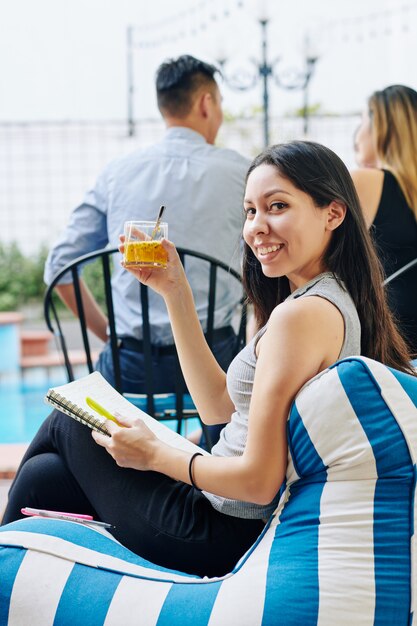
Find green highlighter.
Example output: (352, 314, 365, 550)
(85, 396, 121, 426)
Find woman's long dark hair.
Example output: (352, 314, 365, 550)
(243, 140, 414, 374)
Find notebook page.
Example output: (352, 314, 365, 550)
(45, 372, 208, 456)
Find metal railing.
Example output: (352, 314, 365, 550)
(0, 116, 359, 255)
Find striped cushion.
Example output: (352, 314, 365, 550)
(1, 357, 416, 625)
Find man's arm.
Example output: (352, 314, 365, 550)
(45, 169, 111, 341)
(56, 281, 109, 343)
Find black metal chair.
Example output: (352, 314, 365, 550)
(383, 257, 417, 287)
(44, 246, 247, 445)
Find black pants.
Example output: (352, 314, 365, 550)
(2, 409, 264, 578)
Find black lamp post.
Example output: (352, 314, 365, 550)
(218, 19, 318, 147)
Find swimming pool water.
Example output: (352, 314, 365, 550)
(0, 381, 202, 444)
(0, 384, 55, 443)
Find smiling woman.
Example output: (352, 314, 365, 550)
(241, 141, 414, 370)
(243, 163, 346, 285)
(2, 141, 415, 611)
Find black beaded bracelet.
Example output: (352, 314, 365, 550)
(188, 452, 203, 491)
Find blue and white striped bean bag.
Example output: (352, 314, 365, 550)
(1, 357, 416, 625)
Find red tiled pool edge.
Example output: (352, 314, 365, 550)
(0, 444, 28, 478)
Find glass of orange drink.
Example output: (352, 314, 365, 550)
(123, 221, 168, 269)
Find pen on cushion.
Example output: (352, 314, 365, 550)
(85, 396, 121, 425)
(22, 507, 93, 520)
(45, 515, 114, 529)
(21, 508, 114, 528)
(75, 518, 114, 529)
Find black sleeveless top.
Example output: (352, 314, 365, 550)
(372, 170, 417, 354)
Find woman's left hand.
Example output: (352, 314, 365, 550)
(92, 413, 158, 471)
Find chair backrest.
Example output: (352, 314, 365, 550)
(44, 246, 246, 427)
(383, 256, 417, 355)
(383, 257, 417, 287)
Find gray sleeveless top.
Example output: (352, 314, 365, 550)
(203, 272, 361, 519)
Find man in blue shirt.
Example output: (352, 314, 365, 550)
(44, 55, 250, 395)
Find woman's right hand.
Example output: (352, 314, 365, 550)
(119, 235, 188, 299)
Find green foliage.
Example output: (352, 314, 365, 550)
(222, 105, 264, 122)
(0, 242, 48, 311)
(0, 242, 109, 314)
(290, 102, 322, 118)
(82, 258, 107, 308)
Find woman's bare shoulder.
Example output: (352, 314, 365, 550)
(350, 168, 385, 226)
(262, 296, 344, 349)
(256, 296, 345, 388)
(351, 167, 384, 189)
(269, 295, 343, 327)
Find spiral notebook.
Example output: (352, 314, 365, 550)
(45, 371, 207, 454)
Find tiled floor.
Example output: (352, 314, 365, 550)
(0, 444, 27, 516)
(0, 479, 11, 514)
(0, 444, 27, 476)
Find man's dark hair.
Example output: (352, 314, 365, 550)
(156, 55, 219, 118)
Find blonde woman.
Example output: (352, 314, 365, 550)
(352, 85, 417, 355)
